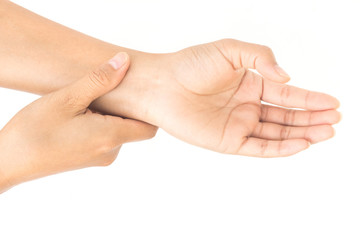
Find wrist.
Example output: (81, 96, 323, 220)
(91, 51, 174, 126)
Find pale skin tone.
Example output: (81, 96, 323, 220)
(0, 1, 340, 192)
(0, 53, 157, 193)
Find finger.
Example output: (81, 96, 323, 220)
(215, 39, 290, 83)
(262, 79, 340, 110)
(103, 116, 158, 144)
(236, 137, 309, 157)
(252, 122, 335, 144)
(260, 105, 341, 126)
(59, 52, 130, 112)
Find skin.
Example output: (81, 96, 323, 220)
(0, 53, 157, 193)
(0, 1, 341, 192)
(99, 40, 340, 157)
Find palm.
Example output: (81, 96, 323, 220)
(159, 41, 340, 157)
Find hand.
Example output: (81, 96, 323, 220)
(0, 53, 157, 193)
(97, 39, 340, 157)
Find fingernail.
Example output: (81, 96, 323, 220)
(274, 65, 290, 78)
(108, 52, 128, 70)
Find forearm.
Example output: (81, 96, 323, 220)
(0, 0, 164, 123)
(0, 0, 122, 93)
(0, 1, 341, 161)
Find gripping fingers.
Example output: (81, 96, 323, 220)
(55, 52, 130, 113)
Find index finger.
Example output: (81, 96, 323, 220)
(262, 79, 340, 110)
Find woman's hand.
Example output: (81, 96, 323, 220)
(96, 39, 340, 157)
(161, 39, 340, 156)
(0, 3, 339, 158)
(0, 52, 157, 193)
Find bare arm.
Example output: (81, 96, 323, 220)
(0, 0, 340, 157)
(0, 0, 130, 93)
(0, 53, 156, 194)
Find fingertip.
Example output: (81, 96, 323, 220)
(307, 125, 335, 144)
(279, 139, 309, 157)
(94, 52, 130, 93)
(274, 65, 290, 78)
(132, 120, 158, 140)
(333, 97, 341, 109)
(273, 65, 291, 83)
(108, 52, 129, 70)
(64, 52, 130, 110)
(293, 139, 311, 155)
(337, 111, 343, 123)
(114, 118, 158, 143)
(330, 110, 342, 124)
(322, 95, 340, 110)
(297, 139, 311, 151)
(324, 125, 336, 142)
(144, 125, 158, 139)
(332, 126, 336, 138)
(278, 77, 291, 83)
(318, 110, 342, 125)
(258, 63, 291, 83)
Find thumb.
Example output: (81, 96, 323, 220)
(215, 39, 290, 83)
(252, 46, 291, 83)
(62, 52, 130, 110)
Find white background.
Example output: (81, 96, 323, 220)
(0, 0, 359, 239)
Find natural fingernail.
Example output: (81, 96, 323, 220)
(108, 52, 128, 70)
(274, 65, 290, 78)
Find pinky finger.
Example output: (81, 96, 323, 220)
(236, 138, 310, 158)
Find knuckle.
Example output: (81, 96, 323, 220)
(63, 94, 79, 108)
(280, 126, 291, 140)
(280, 85, 291, 104)
(304, 90, 311, 109)
(96, 139, 116, 154)
(95, 143, 120, 167)
(99, 157, 116, 167)
(53, 91, 79, 110)
(260, 140, 269, 156)
(220, 38, 236, 43)
(277, 141, 284, 155)
(257, 123, 264, 137)
(216, 38, 238, 48)
(260, 45, 273, 54)
(261, 105, 269, 121)
(284, 109, 296, 125)
(307, 111, 313, 125)
(88, 68, 111, 88)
